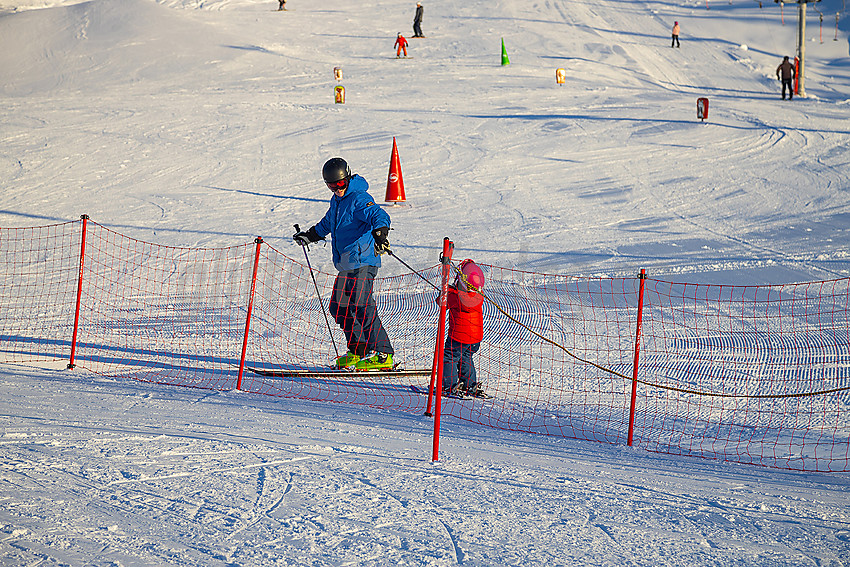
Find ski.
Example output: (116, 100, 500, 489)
(410, 385, 434, 396)
(248, 366, 430, 378)
(410, 384, 493, 400)
(411, 384, 466, 398)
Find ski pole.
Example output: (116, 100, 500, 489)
(294, 224, 340, 359)
(386, 249, 440, 291)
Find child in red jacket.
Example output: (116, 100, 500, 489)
(441, 259, 487, 398)
(394, 33, 409, 58)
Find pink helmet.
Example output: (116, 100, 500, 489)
(457, 259, 485, 291)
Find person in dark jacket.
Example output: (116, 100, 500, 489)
(776, 55, 796, 100)
(440, 259, 487, 398)
(413, 2, 424, 38)
(293, 158, 395, 371)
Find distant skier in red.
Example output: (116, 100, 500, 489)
(394, 33, 409, 58)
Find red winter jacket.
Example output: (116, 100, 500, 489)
(395, 36, 409, 49)
(444, 285, 484, 344)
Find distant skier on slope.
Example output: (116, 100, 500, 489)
(671, 21, 680, 48)
(293, 158, 395, 371)
(395, 33, 409, 58)
(413, 2, 425, 38)
(776, 55, 796, 100)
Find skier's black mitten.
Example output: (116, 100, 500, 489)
(372, 227, 391, 255)
(293, 226, 321, 246)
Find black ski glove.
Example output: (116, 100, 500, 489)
(372, 226, 391, 255)
(293, 226, 321, 246)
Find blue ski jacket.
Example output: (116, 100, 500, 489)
(314, 174, 391, 272)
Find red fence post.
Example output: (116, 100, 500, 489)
(627, 269, 647, 447)
(236, 237, 263, 391)
(424, 333, 440, 417)
(67, 215, 89, 370)
(431, 237, 454, 462)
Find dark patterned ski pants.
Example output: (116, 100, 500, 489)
(330, 265, 394, 357)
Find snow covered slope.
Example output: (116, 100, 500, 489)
(1, 0, 849, 564)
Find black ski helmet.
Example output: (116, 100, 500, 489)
(322, 157, 351, 185)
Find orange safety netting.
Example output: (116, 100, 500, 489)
(2, 219, 848, 471)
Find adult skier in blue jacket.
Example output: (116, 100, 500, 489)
(293, 158, 394, 370)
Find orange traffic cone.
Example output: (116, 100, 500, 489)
(385, 137, 406, 204)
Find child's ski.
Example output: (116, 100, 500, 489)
(410, 385, 493, 400)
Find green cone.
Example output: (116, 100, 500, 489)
(501, 38, 510, 66)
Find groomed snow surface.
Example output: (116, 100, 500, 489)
(1, 0, 850, 564)
(2, 364, 849, 566)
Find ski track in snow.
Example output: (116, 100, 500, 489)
(2, 366, 849, 565)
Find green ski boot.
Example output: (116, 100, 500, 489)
(354, 352, 393, 371)
(335, 352, 360, 369)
